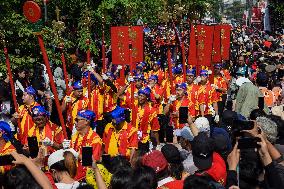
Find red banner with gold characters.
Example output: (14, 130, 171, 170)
(212, 25, 222, 63)
(220, 24, 231, 61)
(196, 25, 214, 67)
(111, 26, 143, 65)
(188, 25, 198, 66)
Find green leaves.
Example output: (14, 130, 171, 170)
(0, 0, 223, 74)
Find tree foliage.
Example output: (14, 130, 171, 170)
(0, 0, 221, 73)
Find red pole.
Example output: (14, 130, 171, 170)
(167, 47, 174, 93)
(59, 44, 70, 95)
(3, 47, 21, 127)
(129, 26, 135, 127)
(181, 31, 186, 82)
(36, 34, 67, 139)
(86, 39, 91, 108)
(102, 17, 106, 73)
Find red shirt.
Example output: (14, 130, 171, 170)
(23, 121, 64, 154)
(197, 82, 219, 116)
(18, 102, 40, 144)
(214, 76, 228, 101)
(170, 97, 196, 129)
(71, 128, 102, 181)
(133, 103, 160, 143)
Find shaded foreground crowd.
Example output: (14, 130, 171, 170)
(0, 25, 284, 189)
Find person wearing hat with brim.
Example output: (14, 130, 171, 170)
(197, 70, 220, 124)
(133, 87, 160, 152)
(12, 86, 40, 144)
(0, 121, 16, 173)
(61, 81, 89, 134)
(22, 105, 64, 155)
(102, 106, 138, 160)
(69, 109, 102, 181)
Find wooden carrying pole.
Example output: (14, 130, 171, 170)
(37, 34, 67, 139)
(3, 46, 21, 127)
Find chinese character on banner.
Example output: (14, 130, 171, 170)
(251, 7, 262, 23)
(220, 24, 231, 61)
(188, 25, 198, 66)
(111, 26, 143, 65)
(212, 25, 222, 63)
(196, 25, 214, 67)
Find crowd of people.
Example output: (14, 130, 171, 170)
(0, 22, 284, 189)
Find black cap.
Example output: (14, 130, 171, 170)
(161, 144, 182, 164)
(192, 132, 214, 170)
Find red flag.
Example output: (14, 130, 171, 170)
(212, 25, 222, 63)
(188, 25, 197, 66)
(220, 25, 231, 61)
(111, 26, 143, 65)
(196, 25, 214, 67)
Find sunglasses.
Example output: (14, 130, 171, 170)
(74, 118, 86, 122)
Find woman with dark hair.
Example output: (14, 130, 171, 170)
(127, 166, 157, 189)
(48, 149, 80, 189)
(14, 67, 30, 105)
(110, 168, 132, 189)
(3, 151, 52, 189)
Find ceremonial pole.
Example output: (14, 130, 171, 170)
(86, 39, 92, 108)
(102, 16, 106, 73)
(36, 34, 67, 139)
(2, 39, 21, 128)
(59, 44, 70, 94)
(129, 26, 136, 126)
(167, 46, 174, 93)
(181, 30, 186, 82)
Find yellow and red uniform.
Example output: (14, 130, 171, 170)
(103, 84, 118, 113)
(24, 121, 64, 154)
(187, 83, 199, 106)
(174, 75, 184, 85)
(90, 87, 104, 120)
(103, 121, 138, 158)
(0, 141, 16, 173)
(121, 86, 139, 109)
(133, 103, 160, 143)
(64, 94, 89, 130)
(71, 128, 102, 180)
(147, 69, 166, 86)
(169, 97, 196, 129)
(150, 84, 164, 114)
(223, 69, 231, 82)
(197, 82, 219, 116)
(18, 102, 40, 144)
(214, 76, 228, 101)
